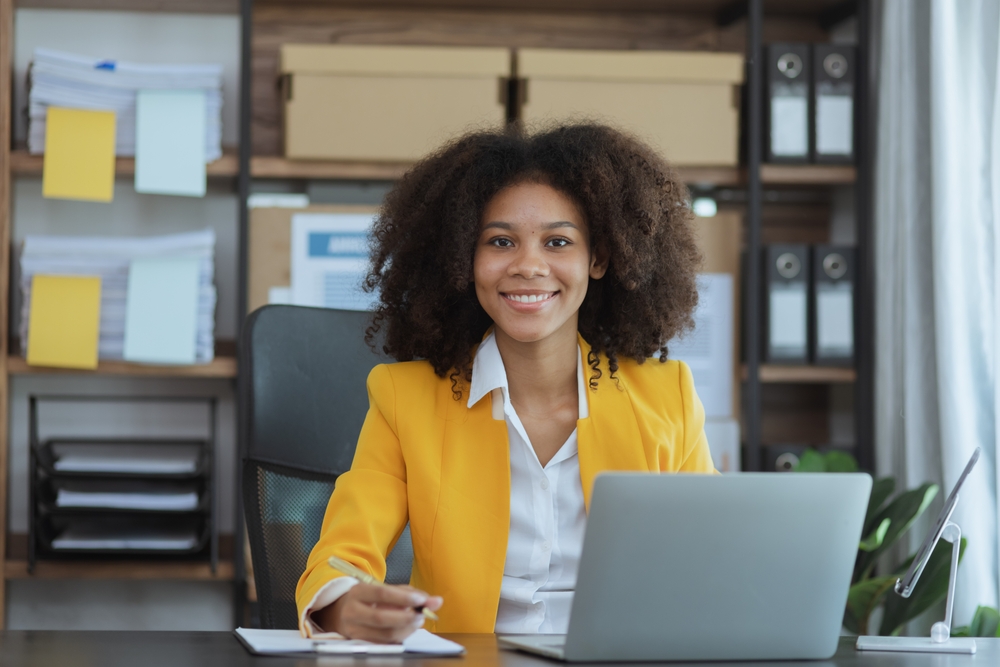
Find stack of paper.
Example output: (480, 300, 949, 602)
(52, 523, 199, 551)
(56, 487, 199, 511)
(52, 444, 201, 475)
(19, 230, 216, 364)
(28, 48, 223, 161)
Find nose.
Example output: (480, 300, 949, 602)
(508, 241, 549, 279)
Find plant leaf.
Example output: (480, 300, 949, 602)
(969, 605, 1000, 637)
(864, 478, 896, 534)
(859, 518, 891, 552)
(855, 482, 938, 579)
(794, 449, 826, 472)
(953, 607, 1000, 637)
(825, 450, 859, 472)
(844, 575, 897, 635)
(879, 537, 966, 636)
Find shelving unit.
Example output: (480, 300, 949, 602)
(0, 0, 242, 629)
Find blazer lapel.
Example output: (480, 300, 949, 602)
(432, 381, 510, 631)
(576, 336, 649, 510)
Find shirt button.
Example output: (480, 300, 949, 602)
(541, 541, 551, 551)
(541, 479, 550, 491)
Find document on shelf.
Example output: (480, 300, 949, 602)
(290, 212, 378, 311)
(666, 273, 734, 419)
(123, 257, 201, 364)
(705, 419, 740, 473)
(234, 628, 465, 657)
(27, 274, 102, 370)
(42, 106, 117, 203)
(135, 89, 207, 197)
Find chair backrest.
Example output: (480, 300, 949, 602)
(240, 305, 413, 629)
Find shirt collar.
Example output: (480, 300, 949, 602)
(467, 331, 589, 419)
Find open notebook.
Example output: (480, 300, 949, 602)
(234, 628, 465, 656)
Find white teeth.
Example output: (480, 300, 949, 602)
(506, 293, 552, 303)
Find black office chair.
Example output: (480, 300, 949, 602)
(240, 305, 413, 629)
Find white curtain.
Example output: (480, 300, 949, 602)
(876, 0, 1000, 626)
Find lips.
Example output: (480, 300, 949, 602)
(502, 292, 556, 304)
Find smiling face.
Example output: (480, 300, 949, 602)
(473, 181, 608, 346)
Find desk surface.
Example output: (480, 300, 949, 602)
(0, 632, 996, 666)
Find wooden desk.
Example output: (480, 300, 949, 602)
(0, 632, 994, 666)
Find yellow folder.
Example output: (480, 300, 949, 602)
(27, 275, 102, 370)
(42, 107, 116, 203)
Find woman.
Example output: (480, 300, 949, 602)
(296, 124, 716, 642)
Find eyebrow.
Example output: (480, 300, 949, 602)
(482, 220, 580, 231)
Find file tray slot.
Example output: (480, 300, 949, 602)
(38, 516, 209, 558)
(36, 439, 207, 480)
(37, 477, 207, 515)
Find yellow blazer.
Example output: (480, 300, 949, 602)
(296, 334, 716, 634)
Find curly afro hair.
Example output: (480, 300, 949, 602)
(365, 123, 702, 395)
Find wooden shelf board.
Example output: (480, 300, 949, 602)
(7, 355, 237, 378)
(9, 150, 239, 178)
(742, 364, 857, 383)
(760, 164, 856, 185)
(251, 156, 412, 181)
(4, 559, 234, 580)
(676, 166, 742, 186)
(251, 159, 855, 186)
(251, 0, 842, 14)
(14, 0, 238, 14)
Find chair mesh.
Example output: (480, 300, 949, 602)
(244, 459, 413, 629)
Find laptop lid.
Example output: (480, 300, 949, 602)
(564, 472, 871, 662)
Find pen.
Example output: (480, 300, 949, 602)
(327, 555, 439, 621)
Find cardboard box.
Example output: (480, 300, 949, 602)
(281, 45, 510, 161)
(518, 49, 744, 166)
(248, 205, 378, 314)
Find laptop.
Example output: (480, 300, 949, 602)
(499, 472, 871, 662)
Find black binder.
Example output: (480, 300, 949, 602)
(765, 43, 811, 163)
(812, 44, 856, 163)
(766, 444, 808, 472)
(763, 244, 809, 363)
(811, 245, 855, 365)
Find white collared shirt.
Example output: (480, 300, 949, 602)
(467, 331, 588, 635)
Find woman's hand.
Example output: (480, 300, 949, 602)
(314, 583, 444, 643)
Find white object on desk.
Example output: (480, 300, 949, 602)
(233, 628, 464, 656)
(856, 636, 976, 655)
(856, 448, 980, 655)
